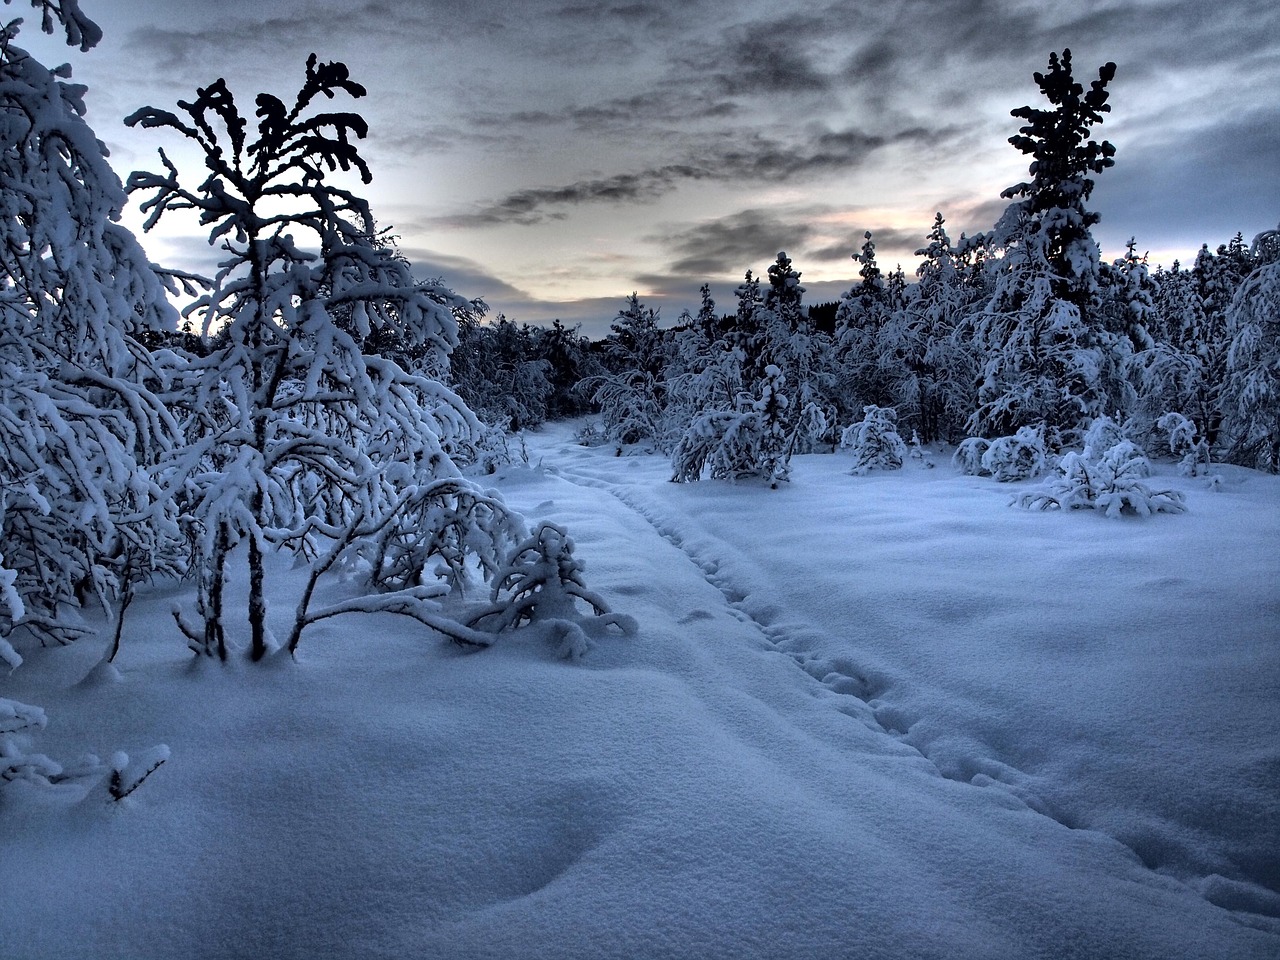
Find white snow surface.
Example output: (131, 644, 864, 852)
(3, 421, 1278, 959)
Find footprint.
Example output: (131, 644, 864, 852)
(678, 609, 715, 625)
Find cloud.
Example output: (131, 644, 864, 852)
(806, 226, 926, 265)
(439, 123, 940, 227)
(438, 164, 709, 227)
(645, 208, 822, 279)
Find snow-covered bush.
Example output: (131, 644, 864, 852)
(1, 698, 60, 789)
(840, 405, 908, 474)
(980, 425, 1047, 481)
(953, 437, 992, 476)
(1, 702, 168, 801)
(276, 478, 525, 655)
(1016, 441, 1186, 518)
(671, 410, 766, 483)
(1155, 412, 1213, 477)
(467, 522, 635, 658)
(575, 419, 610, 447)
(1081, 415, 1131, 461)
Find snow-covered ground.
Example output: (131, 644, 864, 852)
(4, 421, 1278, 959)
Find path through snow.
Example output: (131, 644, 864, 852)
(524, 420, 1280, 923)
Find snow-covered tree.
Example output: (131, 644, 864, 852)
(579, 293, 672, 449)
(0, 0, 172, 804)
(1155, 411, 1213, 477)
(671, 364, 823, 486)
(126, 57, 515, 660)
(1129, 243, 1242, 453)
(451, 314, 553, 432)
(665, 285, 738, 444)
(968, 50, 1121, 441)
(834, 232, 897, 413)
(670, 259, 827, 485)
(1099, 238, 1156, 353)
(840, 405, 908, 474)
(865, 214, 984, 444)
(1224, 225, 1280, 470)
(0, 1, 185, 651)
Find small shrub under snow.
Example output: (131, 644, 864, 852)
(980, 425, 1047, 482)
(468, 522, 637, 658)
(840, 406, 908, 474)
(1015, 441, 1187, 518)
(953, 437, 992, 476)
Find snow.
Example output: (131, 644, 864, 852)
(3, 421, 1278, 959)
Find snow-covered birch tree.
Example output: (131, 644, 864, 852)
(126, 56, 519, 661)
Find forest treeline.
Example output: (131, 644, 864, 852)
(444, 51, 1277, 489)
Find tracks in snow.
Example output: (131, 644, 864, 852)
(544, 462, 1031, 793)
(539, 455, 1280, 928)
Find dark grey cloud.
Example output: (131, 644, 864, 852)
(807, 226, 928, 265)
(439, 164, 709, 227)
(672, 8, 849, 96)
(443, 124, 947, 227)
(646, 208, 821, 279)
(462, 93, 741, 139)
(395, 247, 533, 307)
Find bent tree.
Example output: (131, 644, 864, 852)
(0, 1, 183, 657)
(126, 56, 511, 661)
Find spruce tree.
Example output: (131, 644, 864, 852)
(968, 50, 1121, 442)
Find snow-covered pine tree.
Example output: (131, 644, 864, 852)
(834, 232, 896, 415)
(840, 405, 908, 474)
(579, 293, 671, 449)
(0, 1, 185, 652)
(671, 363, 823, 486)
(670, 258, 825, 485)
(1099, 238, 1156, 353)
(968, 50, 1122, 444)
(665, 284, 739, 445)
(1129, 243, 1241, 452)
(1224, 225, 1280, 471)
(126, 56, 519, 660)
(762, 251, 830, 420)
(870, 214, 981, 444)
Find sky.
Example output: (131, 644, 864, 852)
(14, 0, 1280, 336)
